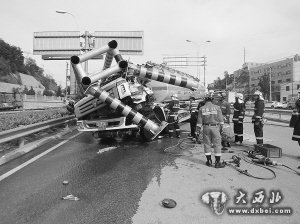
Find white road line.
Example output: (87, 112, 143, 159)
(97, 146, 117, 154)
(0, 132, 82, 182)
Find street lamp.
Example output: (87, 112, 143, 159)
(55, 10, 79, 31)
(186, 40, 211, 86)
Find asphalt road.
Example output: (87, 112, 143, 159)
(0, 119, 300, 224)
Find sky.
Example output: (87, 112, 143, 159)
(1, 0, 300, 88)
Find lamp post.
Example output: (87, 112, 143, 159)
(55, 10, 79, 31)
(56, 10, 83, 95)
(186, 40, 210, 86)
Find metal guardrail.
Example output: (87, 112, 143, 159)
(0, 115, 76, 145)
(244, 108, 292, 120)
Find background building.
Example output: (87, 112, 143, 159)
(249, 54, 300, 101)
(280, 81, 300, 102)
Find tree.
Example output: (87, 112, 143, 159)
(0, 57, 11, 77)
(23, 86, 29, 95)
(28, 86, 36, 95)
(43, 89, 54, 96)
(258, 74, 270, 99)
(56, 86, 62, 97)
(0, 39, 25, 73)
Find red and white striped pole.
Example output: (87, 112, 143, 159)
(129, 64, 199, 90)
(71, 40, 118, 64)
(82, 60, 128, 86)
(87, 86, 168, 140)
(103, 48, 124, 70)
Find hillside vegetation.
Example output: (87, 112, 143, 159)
(0, 38, 59, 94)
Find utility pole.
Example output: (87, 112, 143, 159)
(269, 67, 272, 101)
(84, 31, 89, 73)
(203, 56, 207, 87)
(65, 62, 69, 96)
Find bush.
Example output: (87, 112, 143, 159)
(0, 108, 69, 132)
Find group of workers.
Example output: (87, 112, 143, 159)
(166, 90, 266, 168)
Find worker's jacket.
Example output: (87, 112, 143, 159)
(252, 99, 265, 123)
(232, 101, 245, 123)
(215, 100, 231, 123)
(168, 99, 180, 113)
(290, 99, 300, 127)
(189, 101, 198, 114)
(197, 101, 224, 125)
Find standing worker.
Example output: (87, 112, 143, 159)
(232, 93, 245, 144)
(215, 91, 231, 149)
(196, 92, 225, 168)
(289, 90, 300, 169)
(252, 90, 265, 145)
(290, 90, 300, 144)
(166, 94, 181, 138)
(189, 96, 198, 141)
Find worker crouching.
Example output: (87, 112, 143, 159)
(196, 93, 225, 168)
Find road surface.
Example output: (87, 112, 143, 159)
(0, 117, 299, 224)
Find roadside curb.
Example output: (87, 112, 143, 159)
(0, 127, 77, 166)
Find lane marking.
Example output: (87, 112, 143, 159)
(0, 132, 82, 182)
(97, 146, 117, 154)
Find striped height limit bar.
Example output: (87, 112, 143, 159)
(86, 86, 168, 140)
(129, 64, 199, 90)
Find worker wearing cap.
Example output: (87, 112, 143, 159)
(189, 96, 198, 140)
(232, 93, 245, 144)
(252, 90, 265, 144)
(215, 91, 231, 149)
(166, 94, 181, 138)
(196, 92, 225, 168)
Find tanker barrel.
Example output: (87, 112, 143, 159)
(129, 64, 199, 91)
(82, 60, 128, 86)
(102, 48, 124, 70)
(87, 86, 168, 140)
(71, 62, 87, 93)
(71, 40, 118, 65)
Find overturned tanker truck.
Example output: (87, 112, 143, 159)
(70, 40, 203, 141)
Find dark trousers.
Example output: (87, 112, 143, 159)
(190, 113, 198, 138)
(166, 114, 180, 137)
(234, 122, 243, 143)
(254, 122, 263, 144)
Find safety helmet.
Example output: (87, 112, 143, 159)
(171, 94, 178, 99)
(236, 93, 243, 100)
(253, 90, 264, 100)
(204, 91, 214, 101)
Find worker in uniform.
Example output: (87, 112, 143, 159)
(252, 90, 265, 145)
(232, 93, 245, 144)
(196, 92, 225, 168)
(290, 90, 300, 144)
(189, 96, 198, 141)
(215, 91, 231, 149)
(166, 94, 181, 138)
